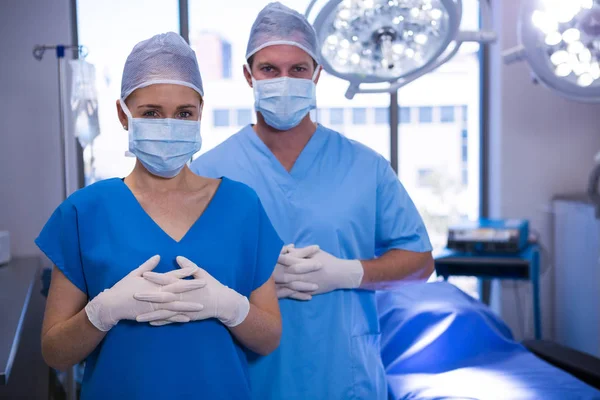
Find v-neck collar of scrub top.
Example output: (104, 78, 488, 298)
(117, 176, 225, 244)
(240, 124, 328, 194)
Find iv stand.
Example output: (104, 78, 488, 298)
(33, 44, 85, 201)
(33, 43, 84, 400)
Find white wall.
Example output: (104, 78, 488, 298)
(0, 0, 76, 257)
(488, 0, 600, 340)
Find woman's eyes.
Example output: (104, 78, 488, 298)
(142, 110, 159, 118)
(141, 110, 193, 118)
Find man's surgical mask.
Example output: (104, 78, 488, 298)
(120, 99, 202, 178)
(249, 65, 319, 131)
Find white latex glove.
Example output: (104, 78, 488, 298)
(274, 244, 322, 301)
(134, 256, 250, 328)
(84, 255, 205, 332)
(277, 248, 364, 296)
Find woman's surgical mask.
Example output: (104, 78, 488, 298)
(249, 65, 319, 131)
(120, 99, 202, 178)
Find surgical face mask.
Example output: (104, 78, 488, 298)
(120, 99, 202, 178)
(249, 65, 319, 131)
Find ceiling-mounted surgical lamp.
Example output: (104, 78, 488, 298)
(503, 0, 600, 102)
(305, 0, 496, 99)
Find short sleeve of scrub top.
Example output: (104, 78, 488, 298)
(375, 156, 432, 256)
(253, 200, 283, 289)
(34, 177, 282, 400)
(36, 199, 87, 294)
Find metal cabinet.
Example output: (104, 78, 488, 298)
(553, 195, 600, 358)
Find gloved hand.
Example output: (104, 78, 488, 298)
(277, 248, 364, 296)
(84, 255, 205, 332)
(134, 256, 250, 328)
(274, 244, 322, 301)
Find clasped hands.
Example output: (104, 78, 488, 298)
(274, 244, 364, 301)
(84, 255, 249, 331)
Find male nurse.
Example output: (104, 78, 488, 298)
(191, 3, 434, 399)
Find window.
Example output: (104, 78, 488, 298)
(461, 129, 468, 185)
(76, 0, 180, 182)
(222, 41, 232, 79)
(213, 109, 230, 127)
(461, 129, 468, 163)
(400, 107, 411, 124)
(329, 108, 344, 125)
(313, 109, 321, 123)
(352, 108, 367, 125)
(418, 106, 433, 123)
(440, 106, 455, 123)
(417, 168, 434, 187)
(396, 0, 482, 298)
(375, 107, 388, 124)
(236, 109, 252, 126)
(78, 0, 482, 297)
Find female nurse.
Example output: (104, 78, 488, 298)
(35, 32, 283, 400)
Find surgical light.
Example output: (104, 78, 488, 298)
(305, 0, 497, 99)
(504, 0, 600, 102)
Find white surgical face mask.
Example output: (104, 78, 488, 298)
(249, 65, 319, 131)
(120, 99, 202, 178)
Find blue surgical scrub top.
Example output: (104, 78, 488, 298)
(35, 177, 282, 400)
(191, 125, 432, 400)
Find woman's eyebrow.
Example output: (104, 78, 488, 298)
(177, 104, 198, 109)
(137, 104, 163, 109)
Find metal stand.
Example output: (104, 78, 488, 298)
(33, 44, 85, 200)
(33, 43, 84, 400)
(436, 244, 542, 340)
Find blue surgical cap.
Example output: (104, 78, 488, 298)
(245, 2, 320, 63)
(121, 32, 204, 100)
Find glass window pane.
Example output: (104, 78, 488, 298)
(375, 107, 388, 124)
(417, 168, 434, 187)
(329, 108, 344, 125)
(352, 108, 367, 125)
(313, 108, 321, 123)
(418, 107, 433, 123)
(76, 0, 180, 184)
(461, 129, 468, 162)
(397, 0, 482, 300)
(213, 109, 230, 127)
(400, 107, 411, 124)
(236, 109, 252, 126)
(440, 106, 455, 123)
